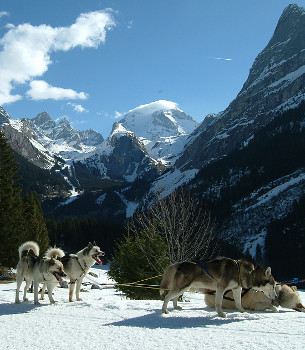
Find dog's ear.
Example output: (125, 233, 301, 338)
(92, 241, 97, 246)
(291, 286, 297, 292)
(87, 242, 93, 248)
(265, 267, 271, 278)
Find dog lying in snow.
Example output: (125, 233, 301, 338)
(203, 284, 305, 312)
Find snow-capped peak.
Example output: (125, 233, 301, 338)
(119, 100, 197, 139)
(126, 100, 182, 116)
(110, 122, 134, 138)
(117, 100, 198, 165)
(32, 111, 56, 130)
(0, 106, 11, 124)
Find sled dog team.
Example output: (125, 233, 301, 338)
(15, 241, 305, 316)
(15, 241, 104, 305)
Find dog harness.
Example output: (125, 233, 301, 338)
(234, 260, 241, 286)
(196, 261, 217, 281)
(205, 288, 251, 301)
(61, 255, 87, 284)
(197, 259, 242, 285)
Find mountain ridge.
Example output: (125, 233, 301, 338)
(1, 4, 305, 252)
(175, 3, 305, 172)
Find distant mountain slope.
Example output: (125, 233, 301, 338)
(1, 4, 305, 233)
(176, 4, 305, 171)
(75, 122, 164, 183)
(27, 112, 104, 160)
(189, 102, 305, 255)
(119, 100, 198, 165)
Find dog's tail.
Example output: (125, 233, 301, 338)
(160, 263, 179, 295)
(45, 246, 65, 259)
(18, 241, 40, 259)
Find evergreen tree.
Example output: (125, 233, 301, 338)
(23, 192, 50, 254)
(0, 132, 26, 267)
(108, 221, 170, 299)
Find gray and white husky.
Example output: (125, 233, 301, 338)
(160, 257, 277, 318)
(204, 283, 305, 312)
(15, 241, 66, 304)
(45, 242, 104, 302)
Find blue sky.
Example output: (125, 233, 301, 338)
(0, 0, 303, 138)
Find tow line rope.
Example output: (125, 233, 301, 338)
(278, 278, 305, 285)
(0, 270, 15, 279)
(4, 268, 305, 290)
(94, 273, 305, 291)
(89, 274, 165, 290)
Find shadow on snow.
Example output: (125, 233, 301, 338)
(105, 308, 247, 329)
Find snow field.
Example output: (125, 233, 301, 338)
(0, 266, 304, 350)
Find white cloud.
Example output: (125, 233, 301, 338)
(0, 10, 115, 104)
(127, 20, 133, 29)
(27, 80, 88, 100)
(0, 11, 9, 19)
(96, 110, 123, 120)
(114, 111, 123, 118)
(53, 11, 115, 51)
(214, 57, 232, 61)
(67, 102, 88, 113)
(204, 57, 233, 61)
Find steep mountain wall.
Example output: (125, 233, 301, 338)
(176, 4, 305, 171)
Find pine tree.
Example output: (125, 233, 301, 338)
(22, 192, 50, 254)
(0, 131, 26, 267)
(108, 221, 169, 299)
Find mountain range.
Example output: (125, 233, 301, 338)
(1, 4, 305, 258)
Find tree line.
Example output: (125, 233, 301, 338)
(0, 131, 50, 267)
(192, 101, 305, 221)
(265, 196, 305, 281)
(45, 216, 124, 257)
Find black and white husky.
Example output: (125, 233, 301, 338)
(15, 241, 66, 304)
(45, 242, 104, 302)
(160, 257, 277, 318)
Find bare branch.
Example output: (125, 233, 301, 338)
(130, 188, 217, 264)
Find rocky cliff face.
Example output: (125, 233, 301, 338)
(77, 122, 164, 182)
(27, 112, 104, 155)
(0, 106, 10, 125)
(176, 4, 305, 170)
(1, 114, 57, 169)
(1, 5, 305, 225)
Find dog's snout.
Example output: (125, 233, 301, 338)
(269, 288, 277, 299)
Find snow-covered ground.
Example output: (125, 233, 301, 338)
(1, 266, 304, 350)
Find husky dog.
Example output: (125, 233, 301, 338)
(45, 242, 104, 302)
(204, 283, 305, 312)
(160, 257, 276, 318)
(15, 241, 66, 304)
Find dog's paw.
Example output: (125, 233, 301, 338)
(15, 300, 21, 304)
(23, 297, 28, 301)
(271, 306, 279, 313)
(174, 306, 183, 310)
(77, 298, 83, 301)
(217, 311, 227, 318)
(162, 309, 170, 314)
(34, 301, 40, 305)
